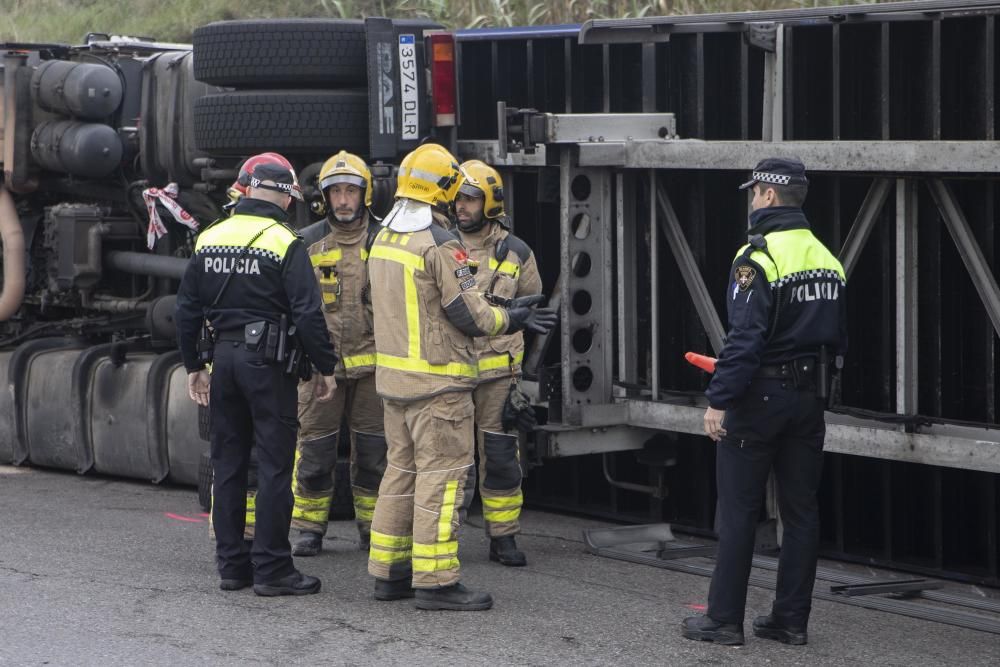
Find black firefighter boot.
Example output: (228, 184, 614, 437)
(415, 583, 494, 611)
(489, 535, 527, 566)
(292, 531, 323, 557)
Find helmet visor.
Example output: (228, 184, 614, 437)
(320, 173, 367, 192)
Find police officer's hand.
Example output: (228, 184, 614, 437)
(313, 373, 337, 402)
(507, 295, 558, 334)
(704, 407, 727, 442)
(188, 370, 211, 407)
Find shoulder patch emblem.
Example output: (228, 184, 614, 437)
(454, 249, 468, 263)
(735, 265, 756, 291)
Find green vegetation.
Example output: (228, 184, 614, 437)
(1, 0, 897, 43)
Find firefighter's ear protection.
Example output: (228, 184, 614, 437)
(485, 175, 504, 218)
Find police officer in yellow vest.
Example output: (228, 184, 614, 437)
(207, 154, 296, 546)
(176, 157, 339, 596)
(682, 158, 847, 646)
(291, 151, 387, 557)
(366, 144, 557, 610)
(454, 160, 542, 567)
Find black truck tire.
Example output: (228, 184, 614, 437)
(194, 90, 369, 156)
(192, 19, 367, 88)
(197, 451, 213, 513)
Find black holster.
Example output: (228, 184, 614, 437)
(197, 323, 216, 364)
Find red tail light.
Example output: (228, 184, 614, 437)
(429, 32, 456, 127)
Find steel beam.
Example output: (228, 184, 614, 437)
(927, 178, 1000, 340)
(650, 170, 661, 396)
(575, 140, 1000, 172)
(896, 179, 919, 415)
(616, 172, 639, 388)
(654, 181, 727, 355)
(535, 424, 656, 457)
(546, 113, 676, 144)
(578, 0, 1000, 44)
(838, 178, 892, 279)
(455, 140, 547, 166)
(609, 398, 1000, 474)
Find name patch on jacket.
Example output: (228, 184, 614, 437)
(789, 280, 840, 303)
(204, 257, 261, 275)
(455, 266, 471, 278)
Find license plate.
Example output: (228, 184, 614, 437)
(397, 34, 419, 140)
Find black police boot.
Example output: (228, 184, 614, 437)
(253, 571, 322, 597)
(414, 583, 494, 611)
(753, 614, 808, 645)
(374, 578, 415, 601)
(681, 615, 745, 646)
(489, 535, 527, 567)
(291, 531, 323, 557)
(219, 577, 252, 591)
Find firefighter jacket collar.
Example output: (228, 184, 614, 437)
(327, 213, 369, 245)
(233, 197, 290, 223)
(458, 219, 500, 249)
(747, 205, 809, 237)
(384, 198, 432, 232)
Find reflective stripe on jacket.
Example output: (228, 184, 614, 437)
(368, 216, 509, 401)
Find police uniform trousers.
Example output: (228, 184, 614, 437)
(292, 374, 387, 538)
(209, 340, 299, 583)
(209, 446, 258, 541)
(708, 378, 826, 628)
(368, 391, 475, 589)
(464, 377, 523, 537)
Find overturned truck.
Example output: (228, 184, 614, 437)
(2, 1, 1000, 588)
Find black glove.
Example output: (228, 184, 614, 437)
(502, 382, 537, 431)
(506, 294, 558, 334)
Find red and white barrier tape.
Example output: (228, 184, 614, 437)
(143, 183, 199, 249)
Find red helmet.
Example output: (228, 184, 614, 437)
(229, 152, 296, 198)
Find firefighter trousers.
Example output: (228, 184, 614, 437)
(292, 373, 386, 538)
(209, 341, 298, 583)
(368, 391, 475, 588)
(461, 377, 523, 537)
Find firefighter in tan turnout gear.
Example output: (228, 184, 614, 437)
(290, 151, 387, 557)
(366, 143, 557, 611)
(455, 160, 542, 567)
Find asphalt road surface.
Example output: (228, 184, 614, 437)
(1, 465, 998, 666)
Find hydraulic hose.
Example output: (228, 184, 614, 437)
(105, 250, 189, 280)
(0, 187, 26, 321)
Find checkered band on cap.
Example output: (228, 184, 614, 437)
(752, 171, 791, 186)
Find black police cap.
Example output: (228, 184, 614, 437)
(247, 162, 303, 200)
(739, 157, 809, 190)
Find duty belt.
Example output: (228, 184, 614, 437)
(217, 329, 255, 342)
(755, 357, 817, 387)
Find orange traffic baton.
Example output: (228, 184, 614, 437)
(684, 351, 717, 374)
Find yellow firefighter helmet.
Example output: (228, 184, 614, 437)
(458, 160, 505, 220)
(395, 143, 462, 214)
(318, 150, 373, 208)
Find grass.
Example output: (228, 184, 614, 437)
(0, 0, 901, 43)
